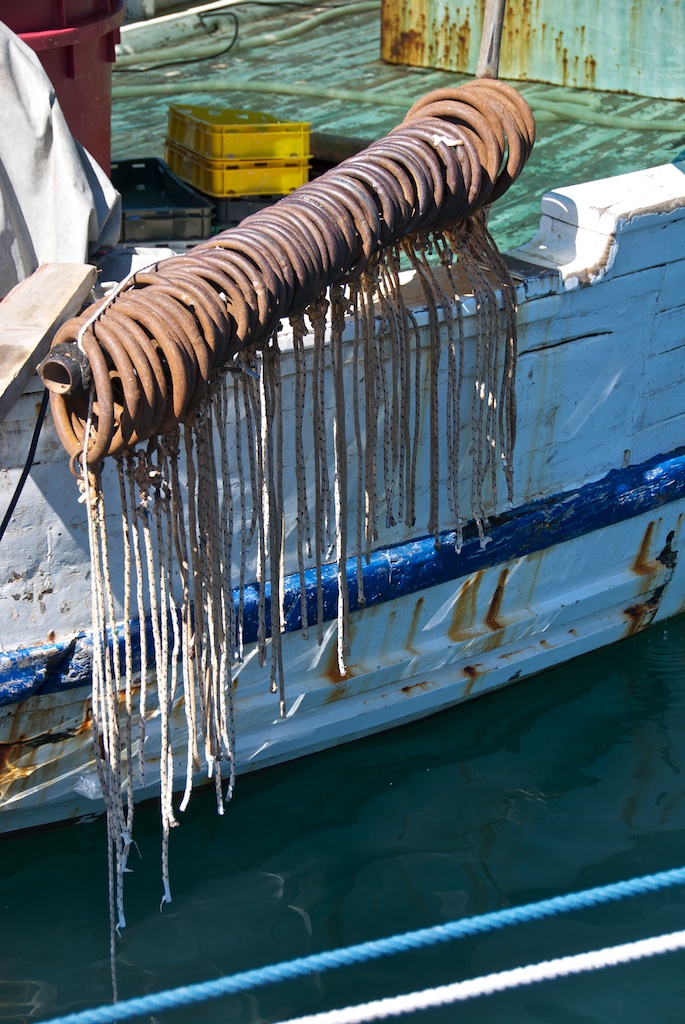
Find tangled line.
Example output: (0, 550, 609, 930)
(40, 78, 534, 471)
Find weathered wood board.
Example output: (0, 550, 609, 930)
(0, 264, 96, 426)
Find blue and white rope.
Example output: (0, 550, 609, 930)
(40, 864, 685, 1024)
(272, 929, 685, 1023)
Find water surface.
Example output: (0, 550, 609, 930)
(3, 617, 685, 1023)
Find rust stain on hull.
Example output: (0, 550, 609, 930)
(623, 592, 663, 637)
(400, 680, 434, 695)
(461, 663, 484, 696)
(631, 520, 657, 576)
(406, 595, 425, 654)
(0, 717, 92, 804)
(323, 618, 358, 684)
(624, 522, 679, 636)
(448, 570, 484, 641)
(623, 526, 679, 637)
(324, 645, 354, 685)
(485, 568, 508, 631)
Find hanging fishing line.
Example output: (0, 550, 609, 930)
(39, 78, 535, 956)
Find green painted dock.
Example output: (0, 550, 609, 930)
(111, 1, 685, 251)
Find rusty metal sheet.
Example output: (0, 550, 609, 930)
(381, 0, 685, 101)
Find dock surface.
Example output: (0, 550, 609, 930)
(111, 2, 685, 249)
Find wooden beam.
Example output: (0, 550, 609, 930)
(0, 263, 96, 426)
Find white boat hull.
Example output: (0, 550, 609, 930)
(1, 158, 685, 833)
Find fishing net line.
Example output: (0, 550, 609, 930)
(40, 79, 534, 988)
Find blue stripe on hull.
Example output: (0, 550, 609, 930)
(3, 447, 685, 706)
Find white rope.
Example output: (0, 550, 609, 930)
(215, 379, 237, 801)
(271, 928, 685, 1024)
(264, 337, 286, 711)
(350, 282, 365, 608)
(438, 233, 466, 549)
(376, 252, 404, 528)
(233, 372, 248, 661)
(169, 429, 199, 814)
(401, 239, 441, 545)
(361, 271, 379, 558)
(116, 462, 135, 845)
(80, 394, 122, 999)
(253, 353, 268, 667)
(310, 295, 330, 643)
(291, 312, 311, 639)
(77, 222, 520, 975)
(330, 284, 350, 674)
(125, 455, 148, 786)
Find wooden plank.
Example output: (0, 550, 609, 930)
(0, 263, 96, 426)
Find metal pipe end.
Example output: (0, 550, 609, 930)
(38, 342, 93, 396)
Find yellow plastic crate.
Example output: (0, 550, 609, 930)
(167, 105, 310, 161)
(165, 141, 310, 197)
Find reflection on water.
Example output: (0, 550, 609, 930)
(2, 618, 685, 1022)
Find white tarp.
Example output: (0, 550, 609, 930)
(0, 20, 121, 298)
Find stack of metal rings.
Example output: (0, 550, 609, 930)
(41, 78, 534, 469)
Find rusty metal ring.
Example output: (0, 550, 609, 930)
(42, 79, 536, 464)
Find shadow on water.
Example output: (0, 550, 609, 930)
(3, 617, 685, 1022)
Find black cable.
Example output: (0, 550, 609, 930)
(112, 0, 360, 73)
(113, 11, 239, 72)
(203, 1, 350, 9)
(0, 389, 49, 544)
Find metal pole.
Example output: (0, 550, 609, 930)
(476, 0, 506, 78)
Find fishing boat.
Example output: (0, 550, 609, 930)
(1, 0, 685, 874)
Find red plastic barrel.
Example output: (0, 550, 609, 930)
(0, 1, 126, 173)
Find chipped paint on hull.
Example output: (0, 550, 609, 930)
(2, 161, 685, 833)
(2, 445, 685, 706)
(1, 448, 684, 833)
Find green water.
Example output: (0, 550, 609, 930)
(3, 616, 685, 1023)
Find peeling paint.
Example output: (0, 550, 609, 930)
(3, 447, 685, 830)
(657, 530, 678, 569)
(624, 526, 678, 636)
(624, 589, 664, 637)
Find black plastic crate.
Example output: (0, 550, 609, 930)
(204, 194, 280, 230)
(111, 157, 214, 242)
